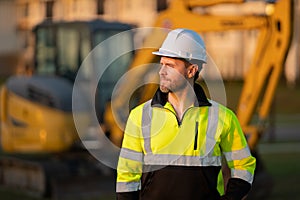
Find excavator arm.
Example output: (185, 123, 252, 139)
(187, 0, 244, 7)
(236, 0, 293, 149)
(107, 0, 293, 149)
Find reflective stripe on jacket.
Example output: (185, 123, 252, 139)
(116, 84, 256, 200)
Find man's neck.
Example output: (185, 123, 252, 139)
(168, 84, 195, 121)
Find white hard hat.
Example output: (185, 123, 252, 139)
(152, 28, 206, 63)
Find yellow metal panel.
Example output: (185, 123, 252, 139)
(1, 89, 82, 153)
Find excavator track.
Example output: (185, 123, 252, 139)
(0, 156, 47, 197)
(0, 151, 115, 199)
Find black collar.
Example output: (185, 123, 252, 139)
(151, 83, 212, 107)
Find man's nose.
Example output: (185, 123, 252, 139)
(159, 65, 167, 76)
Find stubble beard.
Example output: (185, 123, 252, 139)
(159, 85, 170, 93)
(159, 77, 172, 93)
(159, 80, 187, 93)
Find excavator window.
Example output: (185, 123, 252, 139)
(34, 23, 134, 84)
(35, 27, 56, 75)
(93, 30, 134, 122)
(35, 25, 90, 81)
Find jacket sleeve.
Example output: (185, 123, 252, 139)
(116, 107, 144, 200)
(220, 110, 256, 200)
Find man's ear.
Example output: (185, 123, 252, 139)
(188, 64, 199, 78)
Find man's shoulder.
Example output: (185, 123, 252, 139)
(130, 100, 152, 113)
(208, 100, 236, 115)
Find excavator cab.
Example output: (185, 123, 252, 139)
(0, 19, 135, 153)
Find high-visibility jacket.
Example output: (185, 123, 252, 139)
(117, 84, 256, 200)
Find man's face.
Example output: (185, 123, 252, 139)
(159, 57, 190, 93)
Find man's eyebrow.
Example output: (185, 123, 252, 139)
(160, 61, 174, 65)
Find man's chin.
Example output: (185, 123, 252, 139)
(160, 86, 169, 93)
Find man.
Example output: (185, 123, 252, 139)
(116, 28, 256, 200)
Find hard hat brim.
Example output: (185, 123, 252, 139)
(152, 50, 206, 64)
(152, 51, 180, 59)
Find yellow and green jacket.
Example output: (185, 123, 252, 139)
(117, 84, 256, 200)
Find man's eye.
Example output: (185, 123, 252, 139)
(160, 63, 174, 68)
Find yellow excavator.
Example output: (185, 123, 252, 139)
(0, 0, 293, 199)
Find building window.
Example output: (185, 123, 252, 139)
(46, 0, 54, 19)
(157, 0, 167, 12)
(97, 0, 105, 15)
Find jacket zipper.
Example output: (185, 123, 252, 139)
(164, 108, 181, 126)
(165, 107, 194, 126)
(194, 121, 199, 150)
